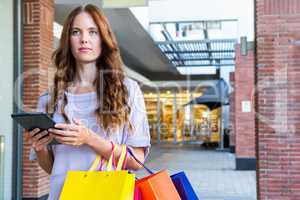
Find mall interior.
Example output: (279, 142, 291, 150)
(1, 0, 300, 200)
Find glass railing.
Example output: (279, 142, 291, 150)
(0, 135, 4, 200)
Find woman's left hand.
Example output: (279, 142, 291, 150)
(48, 118, 92, 146)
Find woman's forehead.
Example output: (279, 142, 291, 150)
(72, 12, 98, 29)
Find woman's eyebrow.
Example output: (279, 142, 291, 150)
(88, 27, 98, 30)
(71, 27, 98, 30)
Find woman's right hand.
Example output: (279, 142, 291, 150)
(26, 128, 54, 152)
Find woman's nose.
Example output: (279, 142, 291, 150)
(81, 39, 88, 44)
(80, 32, 89, 44)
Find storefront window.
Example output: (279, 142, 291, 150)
(144, 90, 222, 144)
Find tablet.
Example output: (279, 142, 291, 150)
(11, 112, 59, 145)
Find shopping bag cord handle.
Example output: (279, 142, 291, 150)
(127, 147, 154, 174)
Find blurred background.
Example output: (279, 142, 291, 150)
(2, 0, 300, 200)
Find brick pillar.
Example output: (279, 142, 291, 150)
(234, 43, 256, 170)
(229, 72, 235, 153)
(23, 0, 54, 199)
(256, 0, 300, 199)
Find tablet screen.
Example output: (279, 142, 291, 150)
(11, 112, 55, 131)
(11, 112, 61, 145)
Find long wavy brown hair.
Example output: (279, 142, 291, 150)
(46, 4, 131, 131)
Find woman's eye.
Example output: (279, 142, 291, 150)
(71, 30, 80, 36)
(90, 31, 98, 35)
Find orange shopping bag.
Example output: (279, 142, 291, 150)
(128, 148, 181, 200)
(136, 170, 181, 200)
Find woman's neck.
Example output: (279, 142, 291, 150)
(74, 62, 97, 87)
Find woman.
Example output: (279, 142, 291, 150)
(27, 4, 150, 200)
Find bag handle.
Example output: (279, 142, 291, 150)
(127, 147, 154, 174)
(89, 144, 128, 172)
(107, 145, 127, 171)
(89, 154, 102, 171)
(88, 142, 115, 171)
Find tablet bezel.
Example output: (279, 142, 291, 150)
(11, 112, 59, 145)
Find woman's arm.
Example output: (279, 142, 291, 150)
(27, 128, 54, 174)
(50, 120, 145, 171)
(35, 147, 54, 174)
(33, 93, 54, 174)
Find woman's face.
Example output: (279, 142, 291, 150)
(70, 12, 101, 64)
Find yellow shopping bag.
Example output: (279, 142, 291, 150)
(59, 145, 135, 200)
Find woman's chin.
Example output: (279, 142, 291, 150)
(76, 58, 97, 64)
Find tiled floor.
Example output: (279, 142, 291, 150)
(135, 143, 257, 200)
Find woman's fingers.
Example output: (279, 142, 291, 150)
(54, 123, 78, 131)
(53, 134, 77, 144)
(27, 129, 54, 151)
(34, 135, 53, 151)
(32, 130, 48, 142)
(36, 135, 52, 147)
(49, 128, 68, 136)
(26, 128, 40, 143)
(29, 128, 40, 137)
(48, 128, 77, 137)
(48, 121, 89, 146)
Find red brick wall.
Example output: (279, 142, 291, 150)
(256, 0, 300, 199)
(23, 0, 54, 198)
(229, 72, 235, 147)
(234, 44, 256, 158)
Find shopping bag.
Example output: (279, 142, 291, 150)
(134, 183, 142, 200)
(127, 148, 181, 200)
(136, 169, 181, 200)
(59, 145, 135, 200)
(171, 172, 199, 200)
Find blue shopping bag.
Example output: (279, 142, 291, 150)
(128, 147, 199, 200)
(171, 172, 199, 200)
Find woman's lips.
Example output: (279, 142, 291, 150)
(78, 47, 92, 52)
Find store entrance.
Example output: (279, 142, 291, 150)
(144, 81, 227, 147)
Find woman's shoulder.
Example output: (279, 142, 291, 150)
(123, 77, 140, 93)
(37, 91, 51, 104)
(36, 91, 51, 112)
